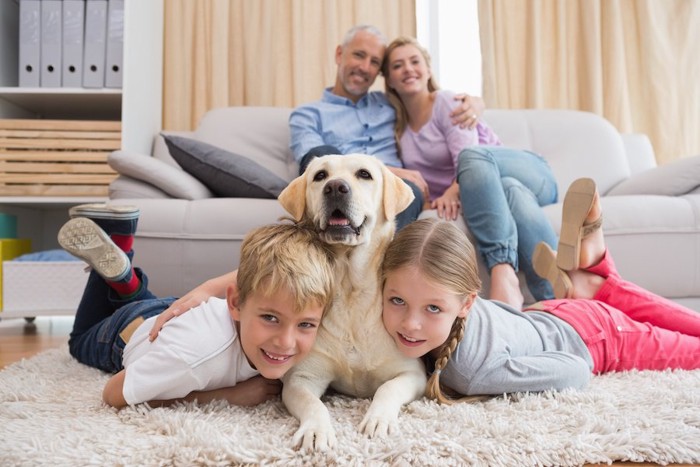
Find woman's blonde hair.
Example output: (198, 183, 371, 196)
(382, 218, 482, 404)
(237, 222, 336, 317)
(381, 36, 440, 158)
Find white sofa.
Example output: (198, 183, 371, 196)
(108, 107, 700, 310)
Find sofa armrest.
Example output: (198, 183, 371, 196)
(108, 151, 214, 200)
(607, 154, 700, 196)
(109, 175, 171, 199)
(621, 133, 657, 175)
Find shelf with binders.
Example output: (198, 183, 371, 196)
(0, 86, 121, 120)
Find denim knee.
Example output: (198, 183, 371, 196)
(298, 145, 341, 175)
(395, 179, 423, 231)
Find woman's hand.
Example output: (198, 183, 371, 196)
(148, 270, 238, 341)
(431, 183, 461, 221)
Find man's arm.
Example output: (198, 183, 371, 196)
(289, 107, 328, 163)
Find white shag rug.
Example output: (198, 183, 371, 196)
(1, 346, 699, 467)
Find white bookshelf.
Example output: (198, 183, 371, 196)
(0, 0, 163, 252)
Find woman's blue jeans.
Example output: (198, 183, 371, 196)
(456, 146, 559, 301)
(68, 256, 176, 373)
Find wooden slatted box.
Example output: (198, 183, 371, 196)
(0, 119, 120, 196)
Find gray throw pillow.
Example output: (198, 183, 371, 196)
(162, 134, 288, 198)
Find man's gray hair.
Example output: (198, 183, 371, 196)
(342, 25, 388, 48)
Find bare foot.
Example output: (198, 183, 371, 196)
(568, 268, 605, 299)
(489, 263, 524, 308)
(578, 190, 605, 269)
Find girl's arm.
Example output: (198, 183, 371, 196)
(148, 270, 238, 341)
(450, 351, 592, 396)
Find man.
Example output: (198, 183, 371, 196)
(289, 25, 484, 230)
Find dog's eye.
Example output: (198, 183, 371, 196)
(313, 170, 327, 182)
(356, 169, 372, 180)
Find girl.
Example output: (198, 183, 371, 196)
(381, 36, 560, 308)
(381, 178, 700, 403)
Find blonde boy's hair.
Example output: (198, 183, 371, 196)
(237, 222, 335, 316)
(382, 218, 482, 404)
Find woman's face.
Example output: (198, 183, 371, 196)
(382, 265, 471, 359)
(385, 44, 431, 98)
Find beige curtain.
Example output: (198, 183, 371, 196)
(479, 0, 700, 164)
(162, 0, 415, 131)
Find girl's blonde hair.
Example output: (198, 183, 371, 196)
(237, 222, 336, 317)
(382, 218, 482, 404)
(381, 36, 440, 158)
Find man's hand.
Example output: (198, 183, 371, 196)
(387, 166, 430, 203)
(450, 94, 485, 129)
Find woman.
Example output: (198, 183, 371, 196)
(381, 36, 559, 308)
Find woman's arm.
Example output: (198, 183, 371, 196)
(148, 270, 238, 341)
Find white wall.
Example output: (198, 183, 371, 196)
(416, 0, 482, 96)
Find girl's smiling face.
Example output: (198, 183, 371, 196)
(382, 265, 472, 359)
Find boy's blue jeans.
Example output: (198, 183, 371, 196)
(68, 257, 176, 373)
(456, 146, 559, 301)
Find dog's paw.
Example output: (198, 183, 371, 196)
(358, 406, 398, 438)
(292, 418, 337, 451)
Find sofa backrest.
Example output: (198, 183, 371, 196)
(194, 106, 298, 181)
(160, 106, 639, 195)
(484, 109, 631, 195)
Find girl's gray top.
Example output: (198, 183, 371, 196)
(440, 297, 593, 396)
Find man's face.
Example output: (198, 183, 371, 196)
(333, 30, 385, 102)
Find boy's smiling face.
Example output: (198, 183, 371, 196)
(228, 283, 324, 380)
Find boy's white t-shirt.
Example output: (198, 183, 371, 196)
(120, 297, 258, 406)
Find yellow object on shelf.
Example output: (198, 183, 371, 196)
(0, 238, 31, 310)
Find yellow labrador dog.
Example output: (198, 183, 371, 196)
(278, 154, 427, 451)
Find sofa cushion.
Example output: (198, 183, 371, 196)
(607, 155, 700, 196)
(108, 151, 213, 200)
(163, 135, 289, 199)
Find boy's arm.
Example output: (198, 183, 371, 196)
(148, 270, 238, 341)
(148, 376, 282, 408)
(102, 372, 281, 409)
(103, 370, 128, 408)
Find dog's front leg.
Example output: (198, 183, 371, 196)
(359, 369, 427, 438)
(282, 372, 335, 451)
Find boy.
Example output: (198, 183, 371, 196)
(59, 204, 335, 409)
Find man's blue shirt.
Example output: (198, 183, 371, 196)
(289, 88, 402, 167)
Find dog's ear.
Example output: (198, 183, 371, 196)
(382, 166, 415, 222)
(278, 174, 307, 221)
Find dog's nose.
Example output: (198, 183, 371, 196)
(324, 179, 351, 198)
